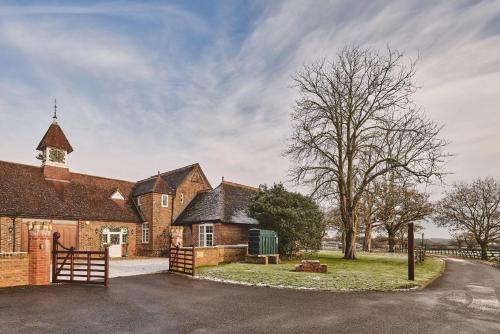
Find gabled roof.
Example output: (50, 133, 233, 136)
(132, 163, 211, 197)
(174, 180, 259, 225)
(0, 160, 140, 222)
(36, 122, 73, 153)
(132, 174, 174, 197)
(159, 163, 211, 190)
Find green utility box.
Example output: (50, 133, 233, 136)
(248, 229, 278, 255)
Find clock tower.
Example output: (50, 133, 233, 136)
(36, 103, 73, 181)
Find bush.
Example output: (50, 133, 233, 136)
(248, 184, 326, 257)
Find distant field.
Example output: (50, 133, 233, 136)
(196, 251, 444, 291)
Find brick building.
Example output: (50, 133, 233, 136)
(0, 114, 259, 258)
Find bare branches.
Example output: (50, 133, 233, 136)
(285, 46, 449, 259)
(434, 178, 500, 250)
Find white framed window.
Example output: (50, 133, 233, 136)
(142, 222, 150, 244)
(136, 196, 141, 206)
(122, 229, 128, 244)
(180, 193, 184, 204)
(101, 228, 128, 245)
(199, 223, 214, 247)
(161, 194, 169, 207)
(101, 228, 109, 244)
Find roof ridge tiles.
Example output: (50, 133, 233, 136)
(0, 160, 136, 185)
(221, 180, 259, 191)
(159, 163, 199, 176)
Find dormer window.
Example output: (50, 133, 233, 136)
(110, 189, 125, 200)
(136, 196, 141, 206)
(161, 194, 169, 207)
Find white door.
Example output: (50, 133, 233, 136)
(108, 232, 122, 258)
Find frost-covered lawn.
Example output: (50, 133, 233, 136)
(196, 251, 444, 291)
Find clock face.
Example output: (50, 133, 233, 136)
(48, 149, 65, 163)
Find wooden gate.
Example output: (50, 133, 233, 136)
(52, 232, 109, 286)
(169, 246, 195, 276)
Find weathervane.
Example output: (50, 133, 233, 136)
(53, 98, 58, 122)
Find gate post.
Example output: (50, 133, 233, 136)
(28, 221, 52, 285)
(408, 222, 415, 281)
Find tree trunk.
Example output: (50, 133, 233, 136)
(363, 224, 372, 252)
(480, 242, 488, 260)
(343, 213, 357, 259)
(388, 232, 396, 253)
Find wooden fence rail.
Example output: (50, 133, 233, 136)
(425, 248, 500, 262)
(52, 232, 109, 286)
(402, 248, 426, 263)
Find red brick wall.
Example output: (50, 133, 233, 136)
(194, 245, 247, 267)
(135, 193, 172, 256)
(184, 223, 251, 247)
(182, 225, 193, 246)
(78, 220, 139, 256)
(0, 253, 29, 288)
(28, 225, 51, 286)
(0, 217, 22, 253)
(216, 223, 251, 245)
(43, 165, 70, 181)
(172, 167, 212, 220)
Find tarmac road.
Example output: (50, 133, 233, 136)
(0, 257, 499, 333)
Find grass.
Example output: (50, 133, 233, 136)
(196, 251, 444, 291)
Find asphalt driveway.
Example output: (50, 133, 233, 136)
(0, 257, 499, 334)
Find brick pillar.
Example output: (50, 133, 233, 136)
(28, 221, 52, 285)
(170, 226, 183, 247)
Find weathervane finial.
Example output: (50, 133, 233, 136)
(53, 98, 58, 123)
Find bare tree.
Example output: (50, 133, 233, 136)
(435, 178, 500, 259)
(286, 46, 448, 259)
(376, 181, 432, 252)
(358, 184, 383, 252)
(451, 232, 478, 249)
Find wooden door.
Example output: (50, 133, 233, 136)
(20, 220, 78, 251)
(53, 222, 78, 249)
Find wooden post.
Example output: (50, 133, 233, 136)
(192, 245, 196, 276)
(52, 232, 59, 283)
(87, 253, 91, 282)
(70, 249, 74, 282)
(408, 222, 415, 281)
(104, 247, 109, 287)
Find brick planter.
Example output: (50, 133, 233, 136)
(295, 260, 327, 273)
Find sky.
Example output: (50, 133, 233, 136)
(0, 1, 499, 238)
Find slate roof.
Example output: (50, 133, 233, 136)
(132, 163, 210, 196)
(0, 160, 140, 222)
(174, 181, 259, 225)
(36, 122, 73, 153)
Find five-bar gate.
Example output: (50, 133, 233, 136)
(169, 245, 195, 276)
(52, 232, 109, 286)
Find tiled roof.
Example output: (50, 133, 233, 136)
(36, 122, 73, 153)
(132, 174, 174, 196)
(0, 160, 140, 222)
(174, 181, 259, 225)
(132, 163, 211, 197)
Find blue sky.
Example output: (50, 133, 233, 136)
(1, 1, 499, 238)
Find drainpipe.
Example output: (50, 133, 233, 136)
(12, 217, 16, 253)
(170, 191, 175, 225)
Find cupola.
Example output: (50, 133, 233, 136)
(36, 100, 73, 181)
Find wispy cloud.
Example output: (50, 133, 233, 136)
(0, 1, 499, 225)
